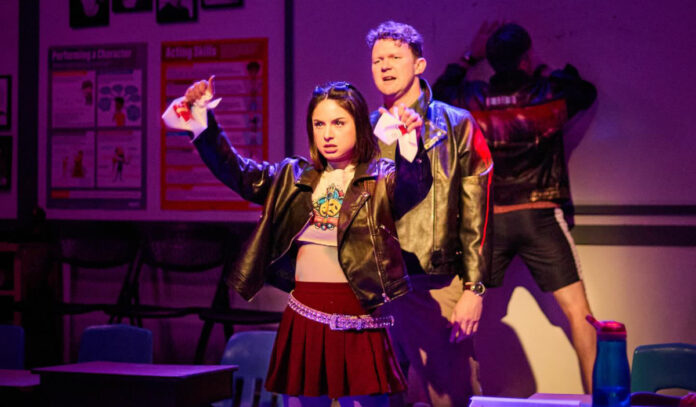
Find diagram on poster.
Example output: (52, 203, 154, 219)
(48, 44, 147, 210)
(96, 70, 143, 127)
(96, 130, 142, 188)
(51, 71, 96, 128)
(50, 131, 96, 188)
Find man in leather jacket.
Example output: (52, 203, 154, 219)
(366, 21, 493, 406)
(433, 22, 597, 392)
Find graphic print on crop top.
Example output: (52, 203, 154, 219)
(297, 165, 354, 247)
(312, 184, 344, 231)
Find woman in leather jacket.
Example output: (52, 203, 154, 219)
(169, 79, 431, 406)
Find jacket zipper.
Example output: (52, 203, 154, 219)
(365, 193, 390, 302)
(431, 123, 438, 263)
(379, 224, 399, 242)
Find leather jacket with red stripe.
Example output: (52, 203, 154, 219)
(433, 65, 596, 207)
(372, 79, 493, 286)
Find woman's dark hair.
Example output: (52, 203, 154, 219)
(486, 23, 532, 73)
(306, 81, 378, 171)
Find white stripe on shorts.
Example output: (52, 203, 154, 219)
(554, 207, 583, 280)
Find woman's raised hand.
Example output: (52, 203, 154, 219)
(184, 75, 215, 106)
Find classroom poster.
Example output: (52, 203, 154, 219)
(161, 38, 268, 211)
(47, 43, 147, 210)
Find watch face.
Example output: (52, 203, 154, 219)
(471, 282, 486, 296)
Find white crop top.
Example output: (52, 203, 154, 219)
(297, 164, 356, 247)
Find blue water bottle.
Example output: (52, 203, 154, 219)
(587, 315, 630, 407)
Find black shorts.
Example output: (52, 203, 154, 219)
(490, 208, 582, 292)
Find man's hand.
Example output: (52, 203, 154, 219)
(466, 20, 503, 62)
(379, 104, 423, 138)
(449, 290, 483, 343)
(184, 75, 215, 106)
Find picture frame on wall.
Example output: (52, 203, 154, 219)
(0, 136, 11, 190)
(201, 0, 243, 9)
(0, 76, 10, 131)
(70, 0, 110, 28)
(157, 0, 198, 23)
(113, 0, 153, 13)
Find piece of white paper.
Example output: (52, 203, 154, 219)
(373, 112, 418, 162)
(373, 112, 402, 145)
(161, 95, 222, 138)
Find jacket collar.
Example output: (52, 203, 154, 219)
(296, 160, 378, 189)
(412, 77, 432, 117)
(297, 165, 319, 189)
(489, 70, 532, 93)
(412, 77, 449, 150)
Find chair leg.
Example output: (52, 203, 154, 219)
(111, 260, 136, 324)
(252, 378, 262, 407)
(233, 377, 243, 407)
(130, 260, 144, 327)
(223, 321, 235, 340)
(194, 321, 215, 364)
(133, 284, 142, 327)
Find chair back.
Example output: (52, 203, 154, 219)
(0, 325, 25, 369)
(118, 224, 232, 325)
(59, 223, 139, 269)
(78, 324, 153, 363)
(218, 331, 281, 407)
(139, 223, 230, 272)
(631, 342, 696, 392)
(58, 223, 140, 317)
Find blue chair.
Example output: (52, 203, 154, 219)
(631, 342, 696, 392)
(0, 325, 25, 369)
(77, 324, 153, 363)
(216, 331, 281, 407)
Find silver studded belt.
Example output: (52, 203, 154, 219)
(288, 291, 394, 331)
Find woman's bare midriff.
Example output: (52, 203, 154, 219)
(295, 243, 348, 282)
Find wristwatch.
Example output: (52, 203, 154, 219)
(467, 281, 486, 297)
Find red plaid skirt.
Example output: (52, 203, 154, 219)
(265, 281, 406, 398)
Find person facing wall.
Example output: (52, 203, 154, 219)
(433, 21, 598, 393)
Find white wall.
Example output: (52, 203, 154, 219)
(35, 0, 696, 215)
(293, 0, 696, 206)
(475, 246, 696, 395)
(0, 1, 19, 219)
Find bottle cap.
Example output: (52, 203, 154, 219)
(586, 315, 627, 340)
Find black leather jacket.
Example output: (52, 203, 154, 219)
(434, 64, 596, 206)
(371, 79, 493, 286)
(194, 112, 432, 312)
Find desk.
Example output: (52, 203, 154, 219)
(471, 394, 589, 407)
(0, 369, 40, 388)
(529, 394, 591, 404)
(472, 394, 661, 407)
(33, 361, 237, 407)
(0, 369, 40, 406)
